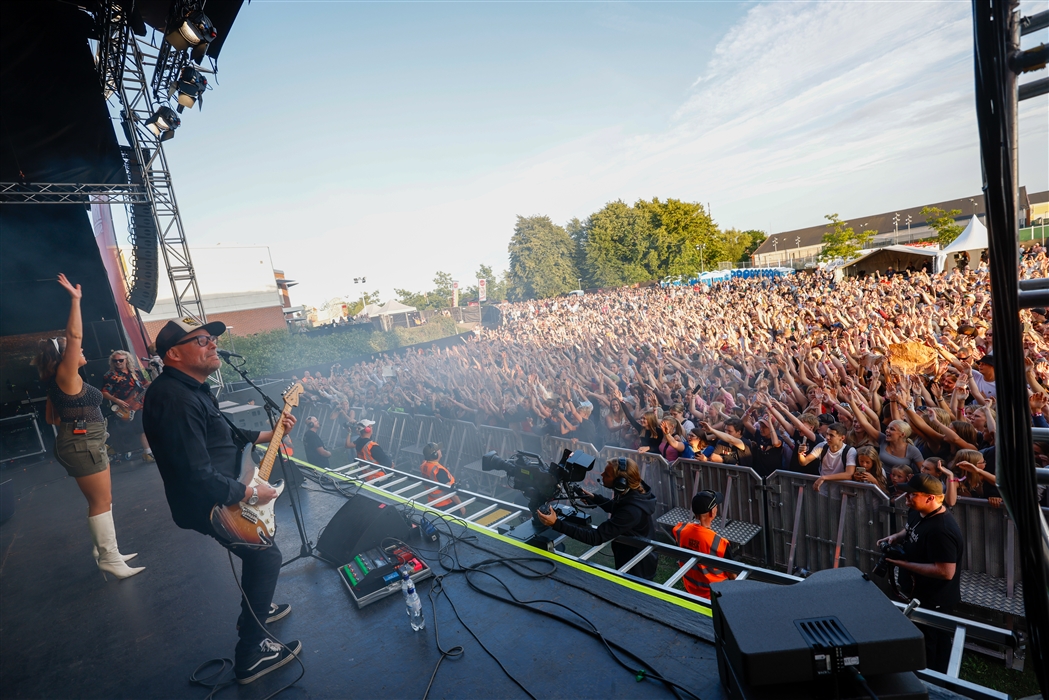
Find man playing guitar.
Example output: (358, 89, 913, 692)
(102, 351, 153, 461)
(142, 319, 302, 685)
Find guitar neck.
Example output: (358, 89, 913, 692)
(257, 411, 288, 482)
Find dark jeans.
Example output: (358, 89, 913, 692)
(922, 604, 956, 672)
(215, 538, 283, 661)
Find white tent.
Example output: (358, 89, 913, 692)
(839, 245, 940, 277)
(938, 216, 988, 272)
(357, 303, 383, 319)
(374, 300, 417, 316)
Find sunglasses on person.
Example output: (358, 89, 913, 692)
(114, 358, 126, 363)
(174, 334, 219, 349)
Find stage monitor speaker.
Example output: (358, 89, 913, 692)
(711, 568, 927, 700)
(316, 495, 411, 565)
(0, 414, 46, 464)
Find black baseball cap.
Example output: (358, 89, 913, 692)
(155, 318, 226, 359)
(423, 442, 442, 460)
(902, 473, 944, 496)
(692, 490, 723, 516)
(977, 353, 994, 366)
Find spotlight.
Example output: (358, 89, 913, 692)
(145, 106, 181, 142)
(165, 10, 217, 59)
(172, 66, 207, 111)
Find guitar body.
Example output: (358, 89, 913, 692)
(110, 393, 143, 422)
(207, 383, 302, 549)
(209, 447, 285, 548)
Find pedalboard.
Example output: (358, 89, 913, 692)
(338, 543, 432, 608)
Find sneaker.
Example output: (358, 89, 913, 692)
(235, 638, 301, 685)
(237, 603, 292, 630)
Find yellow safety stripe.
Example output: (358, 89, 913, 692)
(290, 456, 713, 618)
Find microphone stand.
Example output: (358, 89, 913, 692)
(220, 354, 321, 567)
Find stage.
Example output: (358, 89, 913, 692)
(0, 452, 974, 699)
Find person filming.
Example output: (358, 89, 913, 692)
(535, 457, 658, 580)
(877, 473, 963, 672)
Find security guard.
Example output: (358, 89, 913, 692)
(671, 490, 737, 599)
(349, 421, 390, 480)
(419, 442, 464, 513)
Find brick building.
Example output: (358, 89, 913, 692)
(139, 246, 291, 341)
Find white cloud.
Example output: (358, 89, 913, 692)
(268, 0, 1047, 307)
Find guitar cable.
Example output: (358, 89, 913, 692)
(189, 550, 305, 700)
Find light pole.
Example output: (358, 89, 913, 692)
(795, 236, 801, 266)
(969, 198, 978, 217)
(893, 213, 900, 245)
(697, 244, 706, 273)
(772, 238, 778, 265)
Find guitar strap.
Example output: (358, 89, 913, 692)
(213, 397, 253, 452)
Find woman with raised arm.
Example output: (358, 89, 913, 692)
(33, 274, 144, 580)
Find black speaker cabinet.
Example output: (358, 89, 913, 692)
(316, 495, 411, 565)
(711, 568, 927, 700)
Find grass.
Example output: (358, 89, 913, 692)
(960, 651, 1041, 698)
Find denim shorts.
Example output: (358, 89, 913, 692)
(55, 420, 110, 477)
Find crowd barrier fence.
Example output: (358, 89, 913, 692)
(285, 405, 1025, 603)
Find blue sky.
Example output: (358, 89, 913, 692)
(154, 0, 1048, 306)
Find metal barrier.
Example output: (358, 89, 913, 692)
(765, 470, 894, 576)
(953, 498, 1021, 583)
(286, 406, 1030, 613)
(676, 460, 767, 565)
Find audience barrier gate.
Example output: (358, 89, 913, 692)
(287, 405, 1029, 608)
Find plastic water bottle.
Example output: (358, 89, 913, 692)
(401, 572, 425, 631)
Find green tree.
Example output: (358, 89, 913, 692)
(463, 264, 509, 303)
(818, 214, 871, 262)
(583, 200, 653, 286)
(638, 198, 720, 277)
(507, 215, 580, 300)
(920, 206, 964, 246)
(565, 217, 589, 287)
(718, 228, 769, 265)
(345, 290, 381, 316)
(431, 271, 457, 306)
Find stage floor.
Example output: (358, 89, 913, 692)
(1, 454, 725, 700)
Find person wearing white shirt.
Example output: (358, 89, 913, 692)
(970, 354, 997, 400)
(812, 423, 857, 493)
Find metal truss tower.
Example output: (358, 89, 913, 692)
(99, 5, 208, 326)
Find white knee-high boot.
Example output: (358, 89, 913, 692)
(88, 511, 145, 580)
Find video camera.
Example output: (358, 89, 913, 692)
(481, 448, 595, 521)
(872, 541, 906, 579)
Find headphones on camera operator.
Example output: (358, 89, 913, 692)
(612, 457, 630, 494)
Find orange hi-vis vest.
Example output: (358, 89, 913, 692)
(357, 440, 386, 481)
(672, 521, 730, 599)
(420, 460, 456, 508)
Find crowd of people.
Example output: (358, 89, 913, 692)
(293, 244, 1049, 508)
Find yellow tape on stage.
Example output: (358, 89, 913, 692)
(284, 455, 714, 618)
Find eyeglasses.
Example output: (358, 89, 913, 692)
(114, 358, 126, 363)
(174, 334, 219, 349)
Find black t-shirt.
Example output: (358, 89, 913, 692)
(713, 438, 753, 467)
(901, 507, 963, 609)
(302, 430, 330, 469)
(571, 418, 598, 446)
(750, 432, 783, 478)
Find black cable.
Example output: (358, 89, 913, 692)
(189, 551, 305, 700)
(849, 667, 880, 700)
(417, 512, 701, 700)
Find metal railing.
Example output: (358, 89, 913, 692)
(290, 453, 1019, 700)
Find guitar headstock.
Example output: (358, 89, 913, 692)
(283, 383, 304, 408)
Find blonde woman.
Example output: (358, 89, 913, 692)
(101, 350, 153, 461)
(33, 274, 143, 580)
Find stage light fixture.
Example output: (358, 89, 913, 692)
(165, 10, 217, 59)
(145, 106, 181, 142)
(172, 66, 207, 111)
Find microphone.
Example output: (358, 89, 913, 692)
(217, 349, 244, 360)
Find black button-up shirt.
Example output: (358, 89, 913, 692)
(143, 367, 259, 534)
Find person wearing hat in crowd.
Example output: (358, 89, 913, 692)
(670, 490, 738, 600)
(970, 353, 997, 400)
(877, 473, 963, 672)
(419, 443, 464, 514)
(142, 319, 301, 685)
(348, 420, 391, 479)
(535, 457, 658, 580)
(32, 274, 144, 581)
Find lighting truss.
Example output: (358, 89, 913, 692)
(0, 182, 148, 204)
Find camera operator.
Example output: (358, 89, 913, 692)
(535, 457, 658, 580)
(877, 473, 963, 672)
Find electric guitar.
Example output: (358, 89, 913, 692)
(110, 392, 143, 421)
(209, 383, 303, 548)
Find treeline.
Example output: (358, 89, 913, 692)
(396, 197, 765, 305)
